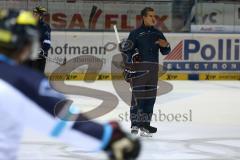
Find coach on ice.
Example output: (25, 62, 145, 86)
(122, 7, 171, 136)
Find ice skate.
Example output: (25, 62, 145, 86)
(131, 126, 139, 135)
(140, 126, 157, 137)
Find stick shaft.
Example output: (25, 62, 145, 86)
(113, 25, 120, 44)
(39, 52, 64, 65)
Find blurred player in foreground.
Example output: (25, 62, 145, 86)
(122, 7, 171, 137)
(0, 9, 140, 160)
(25, 6, 51, 73)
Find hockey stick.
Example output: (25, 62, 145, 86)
(113, 25, 134, 52)
(113, 25, 121, 44)
(38, 49, 66, 65)
(113, 25, 138, 62)
(113, 25, 147, 81)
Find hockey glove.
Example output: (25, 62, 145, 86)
(104, 121, 141, 160)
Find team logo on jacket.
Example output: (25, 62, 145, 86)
(163, 39, 240, 71)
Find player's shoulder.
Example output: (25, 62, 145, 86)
(19, 65, 47, 84)
(43, 23, 51, 32)
(0, 62, 45, 82)
(152, 27, 166, 38)
(129, 29, 137, 35)
(129, 26, 144, 36)
(39, 20, 51, 31)
(0, 63, 47, 96)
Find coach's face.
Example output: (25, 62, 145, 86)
(143, 11, 156, 27)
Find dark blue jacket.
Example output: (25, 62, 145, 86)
(0, 56, 105, 142)
(39, 19, 51, 55)
(125, 25, 171, 63)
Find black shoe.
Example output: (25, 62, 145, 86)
(140, 126, 157, 137)
(146, 125, 157, 133)
(140, 127, 152, 137)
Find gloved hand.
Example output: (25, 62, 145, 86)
(38, 48, 47, 58)
(123, 68, 137, 83)
(118, 39, 134, 53)
(131, 51, 141, 63)
(123, 66, 146, 83)
(104, 121, 141, 160)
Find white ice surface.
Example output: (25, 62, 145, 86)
(19, 81, 240, 160)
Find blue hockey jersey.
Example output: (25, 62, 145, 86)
(0, 55, 112, 159)
(39, 19, 51, 55)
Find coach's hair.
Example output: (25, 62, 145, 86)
(141, 7, 154, 17)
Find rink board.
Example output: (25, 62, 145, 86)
(46, 73, 240, 80)
(45, 32, 240, 80)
